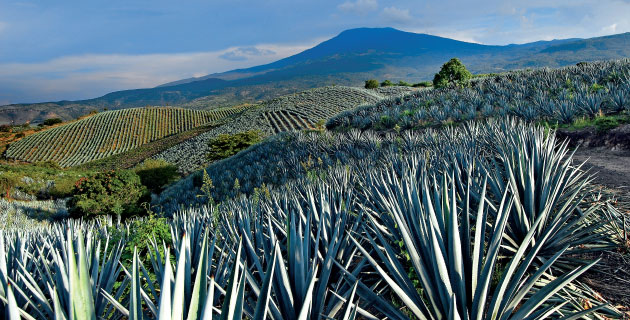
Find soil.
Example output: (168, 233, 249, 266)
(563, 126, 630, 315)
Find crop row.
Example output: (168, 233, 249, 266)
(1, 119, 624, 319)
(328, 59, 630, 131)
(5, 106, 248, 167)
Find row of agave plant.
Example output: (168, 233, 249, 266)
(0, 119, 626, 319)
(327, 59, 630, 131)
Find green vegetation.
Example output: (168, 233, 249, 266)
(5, 106, 251, 167)
(42, 118, 63, 126)
(206, 130, 262, 161)
(412, 81, 433, 87)
(68, 170, 149, 219)
(380, 79, 394, 87)
(433, 57, 472, 88)
(541, 113, 630, 131)
(134, 159, 180, 193)
(364, 79, 379, 89)
(0, 162, 92, 199)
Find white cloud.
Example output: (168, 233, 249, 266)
(338, 0, 378, 15)
(381, 6, 412, 24)
(602, 23, 618, 33)
(0, 42, 316, 104)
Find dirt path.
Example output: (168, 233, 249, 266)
(573, 148, 630, 190)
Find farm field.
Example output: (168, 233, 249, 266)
(2, 59, 630, 318)
(154, 86, 415, 173)
(4, 105, 251, 167)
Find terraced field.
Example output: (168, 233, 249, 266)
(5, 106, 250, 167)
(155, 86, 414, 173)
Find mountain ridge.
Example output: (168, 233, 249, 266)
(3, 27, 630, 124)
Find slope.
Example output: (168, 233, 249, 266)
(4, 106, 250, 167)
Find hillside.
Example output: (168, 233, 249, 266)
(4, 106, 250, 167)
(4, 28, 630, 124)
(155, 86, 414, 173)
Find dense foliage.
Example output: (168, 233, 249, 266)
(42, 118, 63, 126)
(206, 130, 262, 162)
(68, 170, 149, 218)
(364, 79, 379, 89)
(6, 106, 250, 167)
(433, 58, 472, 88)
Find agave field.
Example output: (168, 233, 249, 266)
(155, 86, 413, 173)
(328, 60, 630, 131)
(5, 106, 251, 167)
(1, 119, 628, 319)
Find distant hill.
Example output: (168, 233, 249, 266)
(3, 27, 630, 124)
(4, 106, 250, 167)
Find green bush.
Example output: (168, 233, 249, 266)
(0, 125, 11, 133)
(397, 80, 412, 87)
(433, 58, 472, 88)
(0, 171, 21, 199)
(43, 118, 63, 126)
(68, 170, 149, 219)
(134, 159, 180, 193)
(109, 214, 171, 264)
(380, 80, 394, 87)
(206, 130, 262, 162)
(364, 79, 379, 89)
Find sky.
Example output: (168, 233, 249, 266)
(0, 0, 629, 105)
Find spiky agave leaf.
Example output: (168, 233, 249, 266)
(352, 160, 604, 319)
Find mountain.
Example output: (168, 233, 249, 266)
(3, 27, 630, 124)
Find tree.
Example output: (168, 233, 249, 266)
(68, 170, 149, 219)
(380, 80, 394, 87)
(433, 58, 472, 88)
(43, 118, 63, 126)
(364, 79, 379, 89)
(134, 159, 179, 193)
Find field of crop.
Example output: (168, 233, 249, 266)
(5, 106, 250, 167)
(328, 60, 630, 131)
(2, 119, 628, 319)
(155, 86, 414, 173)
(2, 61, 630, 319)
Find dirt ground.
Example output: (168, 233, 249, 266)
(573, 147, 630, 315)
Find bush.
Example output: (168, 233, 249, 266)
(109, 214, 171, 263)
(134, 159, 180, 193)
(380, 80, 394, 87)
(364, 79, 379, 89)
(397, 80, 412, 87)
(0, 124, 11, 133)
(207, 130, 262, 162)
(68, 170, 149, 219)
(43, 118, 63, 126)
(0, 172, 21, 199)
(433, 58, 472, 88)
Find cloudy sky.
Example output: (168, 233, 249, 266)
(0, 0, 629, 104)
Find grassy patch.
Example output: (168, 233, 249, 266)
(540, 113, 630, 132)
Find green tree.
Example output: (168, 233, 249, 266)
(68, 170, 149, 219)
(206, 130, 262, 161)
(364, 79, 379, 89)
(433, 58, 472, 88)
(380, 80, 394, 87)
(0, 172, 21, 199)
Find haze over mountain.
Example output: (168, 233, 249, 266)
(2, 27, 630, 124)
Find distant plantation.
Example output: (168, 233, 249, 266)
(5, 106, 249, 167)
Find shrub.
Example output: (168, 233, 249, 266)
(68, 170, 149, 219)
(0, 124, 11, 133)
(397, 80, 412, 87)
(0, 171, 21, 199)
(134, 159, 179, 193)
(433, 58, 472, 88)
(380, 80, 394, 87)
(109, 214, 171, 263)
(206, 130, 262, 162)
(43, 118, 63, 126)
(364, 79, 379, 89)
